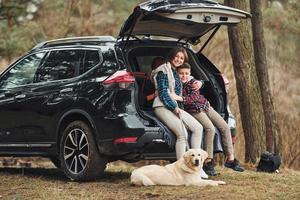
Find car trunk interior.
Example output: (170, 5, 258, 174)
(126, 45, 224, 118)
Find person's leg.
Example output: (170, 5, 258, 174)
(192, 112, 215, 160)
(206, 106, 234, 160)
(179, 109, 209, 178)
(206, 107, 244, 172)
(179, 109, 203, 150)
(192, 112, 217, 176)
(154, 107, 186, 160)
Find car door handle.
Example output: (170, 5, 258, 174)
(4, 91, 14, 97)
(60, 88, 73, 94)
(15, 94, 26, 100)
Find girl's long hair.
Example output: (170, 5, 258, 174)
(166, 47, 189, 63)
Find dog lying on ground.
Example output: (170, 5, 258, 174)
(131, 149, 225, 186)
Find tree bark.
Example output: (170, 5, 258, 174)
(250, 0, 282, 155)
(78, 0, 92, 35)
(224, 0, 265, 163)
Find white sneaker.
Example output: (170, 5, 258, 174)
(201, 168, 208, 179)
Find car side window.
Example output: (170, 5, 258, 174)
(101, 48, 119, 74)
(81, 50, 101, 74)
(36, 49, 84, 82)
(87, 48, 119, 78)
(0, 52, 45, 90)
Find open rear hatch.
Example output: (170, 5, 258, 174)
(119, 0, 251, 45)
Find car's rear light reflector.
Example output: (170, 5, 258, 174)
(113, 137, 138, 144)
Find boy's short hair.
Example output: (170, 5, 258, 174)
(177, 62, 191, 70)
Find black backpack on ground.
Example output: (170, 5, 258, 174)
(257, 151, 281, 173)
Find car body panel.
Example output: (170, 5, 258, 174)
(0, 86, 29, 143)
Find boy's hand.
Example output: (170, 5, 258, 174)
(191, 80, 203, 91)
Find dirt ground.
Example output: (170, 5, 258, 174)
(0, 158, 299, 200)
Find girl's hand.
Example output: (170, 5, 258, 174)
(170, 92, 183, 101)
(173, 107, 181, 118)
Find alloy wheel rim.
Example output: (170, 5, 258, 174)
(64, 128, 89, 174)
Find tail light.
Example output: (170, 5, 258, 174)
(103, 70, 135, 89)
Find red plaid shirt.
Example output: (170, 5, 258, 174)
(182, 79, 210, 113)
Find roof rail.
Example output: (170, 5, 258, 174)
(32, 36, 116, 50)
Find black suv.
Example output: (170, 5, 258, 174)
(0, 0, 250, 180)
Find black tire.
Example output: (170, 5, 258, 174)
(59, 120, 107, 181)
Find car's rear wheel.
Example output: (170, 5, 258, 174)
(60, 120, 107, 181)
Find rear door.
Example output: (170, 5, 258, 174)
(119, 0, 250, 44)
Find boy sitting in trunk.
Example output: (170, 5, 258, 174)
(175, 63, 244, 176)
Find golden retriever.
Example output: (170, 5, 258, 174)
(130, 149, 225, 186)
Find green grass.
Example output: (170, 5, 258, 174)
(0, 162, 299, 200)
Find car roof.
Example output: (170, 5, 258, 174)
(31, 36, 116, 51)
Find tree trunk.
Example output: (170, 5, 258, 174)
(250, 0, 282, 155)
(224, 0, 265, 163)
(78, 0, 92, 35)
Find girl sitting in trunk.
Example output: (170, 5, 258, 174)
(151, 48, 203, 160)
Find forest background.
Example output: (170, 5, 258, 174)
(0, 0, 299, 170)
